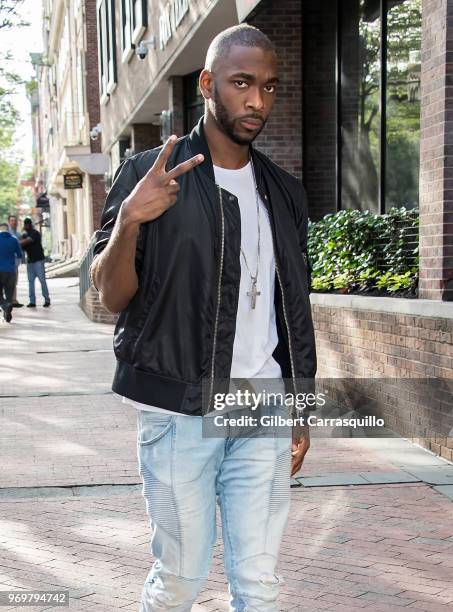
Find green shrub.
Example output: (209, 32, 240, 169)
(307, 207, 419, 296)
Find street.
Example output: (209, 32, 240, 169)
(1, 278, 453, 611)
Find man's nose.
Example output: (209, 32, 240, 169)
(246, 87, 265, 111)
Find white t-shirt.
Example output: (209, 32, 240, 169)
(123, 160, 283, 416)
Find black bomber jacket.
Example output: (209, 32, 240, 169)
(93, 116, 317, 416)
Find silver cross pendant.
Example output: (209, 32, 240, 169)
(247, 279, 261, 309)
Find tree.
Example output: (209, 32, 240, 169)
(0, 0, 28, 219)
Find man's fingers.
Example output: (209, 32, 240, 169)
(165, 154, 204, 182)
(148, 135, 178, 176)
(290, 432, 310, 476)
(167, 179, 180, 196)
(168, 178, 179, 190)
(291, 458, 303, 477)
(291, 447, 307, 475)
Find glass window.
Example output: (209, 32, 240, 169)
(338, 0, 421, 213)
(385, 0, 421, 211)
(121, 0, 133, 61)
(340, 0, 381, 213)
(97, 0, 117, 102)
(131, 0, 147, 45)
(121, 0, 147, 61)
(184, 70, 204, 133)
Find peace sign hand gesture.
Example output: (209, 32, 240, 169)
(121, 135, 204, 225)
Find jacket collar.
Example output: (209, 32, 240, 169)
(188, 115, 263, 188)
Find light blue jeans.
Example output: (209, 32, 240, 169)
(137, 404, 292, 611)
(27, 260, 50, 303)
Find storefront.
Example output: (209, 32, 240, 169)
(303, 0, 421, 219)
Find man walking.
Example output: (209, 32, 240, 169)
(0, 222, 23, 322)
(91, 24, 316, 611)
(20, 217, 51, 308)
(7, 214, 23, 307)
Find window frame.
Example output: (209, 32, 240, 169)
(97, 0, 117, 105)
(120, 0, 134, 63)
(336, 0, 421, 214)
(131, 0, 147, 46)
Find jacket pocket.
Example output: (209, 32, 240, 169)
(123, 271, 161, 363)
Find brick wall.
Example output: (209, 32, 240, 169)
(90, 174, 106, 233)
(418, 0, 453, 301)
(80, 286, 118, 325)
(246, 0, 302, 180)
(131, 124, 161, 154)
(312, 302, 453, 461)
(85, 0, 106, 233)
(85, 0, 101, 156)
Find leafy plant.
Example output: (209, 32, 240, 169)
(307, 207, 419, 297)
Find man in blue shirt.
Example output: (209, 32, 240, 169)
(0, 222, 23, 322)
(8, 214, 24, 308)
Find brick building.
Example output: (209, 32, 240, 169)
(82, 0, 306, 318)
(86, 0, 453, 306)
(33, 0, 108, 266)
(94, 0, 302, 177)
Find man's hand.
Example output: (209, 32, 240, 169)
(20, 234, 33, 246)
(291, 424, 310, 477)
(121, 134, 204, 225)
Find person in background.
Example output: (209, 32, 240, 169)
(0, 222, 23, 322)
(20, 217, 51, 308)
(7, 214, 24, 308)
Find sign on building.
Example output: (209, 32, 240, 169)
(159, 0, 190, 50)
(64, 170, 83, 189)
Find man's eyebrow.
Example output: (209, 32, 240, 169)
(229, 72, 280, 83)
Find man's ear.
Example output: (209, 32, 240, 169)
(199, 69, 214, 101)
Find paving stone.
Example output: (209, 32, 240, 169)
(432, 484, 453, 501)
(399, 466, 453, 485)
(1, 278, 453, 610)
(360, 470, 421, 484)
(296, 472, 370, 486)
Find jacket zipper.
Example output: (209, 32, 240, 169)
(263, 193, 298, 397)
(207, 184, 225, 413)
(207, 185, 297, 411)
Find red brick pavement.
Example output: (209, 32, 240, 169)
(1, 279, 452, 611)
(0, 474, 453, 611)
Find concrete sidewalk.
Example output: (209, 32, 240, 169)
(0, 278, 452, 611)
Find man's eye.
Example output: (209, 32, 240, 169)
(234, 80, 247, 88)
(265, 85, 276, 93)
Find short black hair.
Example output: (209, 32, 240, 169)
(205, 24, 276, 72)
(0, 222, 8, 229)
(24, 217, 32, 224)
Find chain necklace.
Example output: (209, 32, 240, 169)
(240, 156, 261, 309)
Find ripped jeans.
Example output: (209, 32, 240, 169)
(137, 403, 292, 611)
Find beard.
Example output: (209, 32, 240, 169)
(211, 87, 266, 145)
